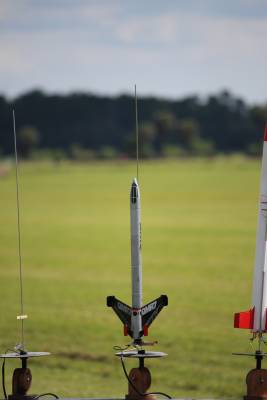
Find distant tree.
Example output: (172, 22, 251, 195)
(152, 113, 200, 154)
(175, 118, 199, 149)
(250, 105, 267, 142)
(153, 111, 177, 152)
(140, 121, 156, 141)
(190, 137, 215, 156)
(18, 126, 40, 158)
(31, 148, 67, 163)
(153, 111, 176, 132)
(69, 143, 95, 161)
(140, 143, 156, 158)
(246, 142, 262, 157)
(0, 88, 264, 157)
(124, 121, 156, 158)
(98, 146, 118, 159)
(162, 144, 186, 158)
(139, 122, 156, 158)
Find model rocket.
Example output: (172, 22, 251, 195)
(234, 125, 267, 333)
(107, 178, 168, 344)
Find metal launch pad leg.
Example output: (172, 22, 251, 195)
(244, 353, 267, 400)
(125, 357, 156, 400)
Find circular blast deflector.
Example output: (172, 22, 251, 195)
(116, 350, 167, 358)
(0, 352, 50, 359)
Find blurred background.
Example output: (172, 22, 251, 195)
(1, 1, 267, 399)
(0, 0, 267, 159)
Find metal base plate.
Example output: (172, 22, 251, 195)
(115, 350, 167, 358)
(0, 351, 50, 359)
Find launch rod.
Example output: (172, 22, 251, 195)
(12, 110, 25, 349)
(134, 84, 139, 182)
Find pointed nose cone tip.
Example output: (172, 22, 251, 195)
(130, 178, 139, 203)
(264, 123, 267, 142)
(132, 178, 138, 186)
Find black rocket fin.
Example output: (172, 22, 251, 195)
(141, 295, 168, 334)
(106, 296, 132, 336)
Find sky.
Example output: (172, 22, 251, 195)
(1, 0, 267, 103)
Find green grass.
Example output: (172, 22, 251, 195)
(0, 157, 262, 398)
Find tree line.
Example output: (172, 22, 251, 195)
(0, 89, 266, 159)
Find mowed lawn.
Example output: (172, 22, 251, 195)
(0, 158, 262, 398)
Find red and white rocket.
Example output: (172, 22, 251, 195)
(234, 124, 267, 333)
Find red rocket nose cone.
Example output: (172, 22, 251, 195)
(264, 123, 267, 141)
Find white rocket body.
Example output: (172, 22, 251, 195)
(107, 178, 168, 342)
(234, 126, 267, 332)
(252, 133, 267, 332)
(130, 178, 143, 339)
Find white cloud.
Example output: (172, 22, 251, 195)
(115, 14, 178, 44)
(0, 2, 267, 102)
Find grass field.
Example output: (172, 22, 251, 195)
(0, 157, 263, 399)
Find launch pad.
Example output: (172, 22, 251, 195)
(116, 349, 169, 400)
(0, 351, 50, 400)
(233, 351, 267, 400)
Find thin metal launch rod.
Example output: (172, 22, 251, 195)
(12, 110, 25, 349)
(134, 85, 139, 182)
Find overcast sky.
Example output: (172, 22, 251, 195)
(1, 0, 267, 103)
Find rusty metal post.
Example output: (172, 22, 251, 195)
(125, 365, 156, 400)
(10, 368, 32, 399)
(244, 368, 267, 400)
(244, 352, 267, 400)
(125, 352, 156, 400)
(8, 358, 34, 400)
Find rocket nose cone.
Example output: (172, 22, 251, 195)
(264, 123, 267, 141)
(132, 178, 138, 186)
(130, 178, 139, 203)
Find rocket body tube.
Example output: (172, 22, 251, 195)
(130, 178, 142, 339)
(234, 126, 267, 333)
(107, 178, 168, 341)
(251, 134, 267, 332)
